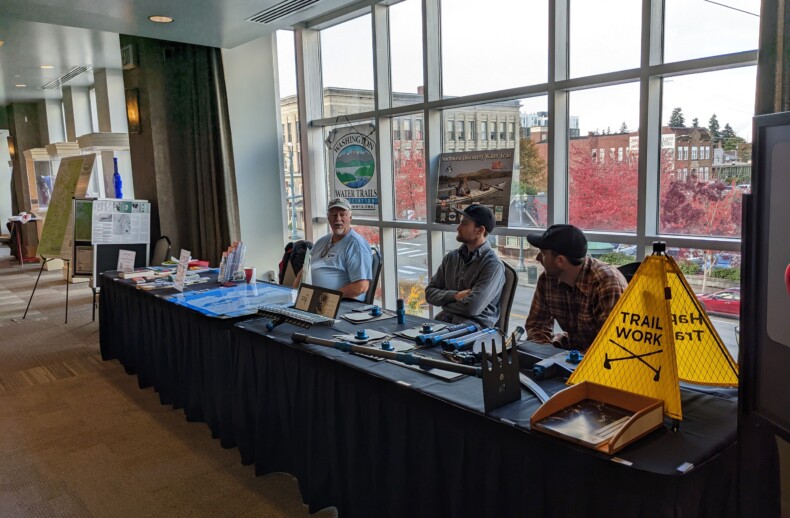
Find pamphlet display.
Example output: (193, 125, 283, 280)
(434, 149, 513, 227)
(116, 250, 136, 273)
(174, 249, 191, 292)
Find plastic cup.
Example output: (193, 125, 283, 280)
(244, 267, 256, 284)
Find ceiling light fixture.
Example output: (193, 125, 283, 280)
(0, 41, 5, 47)
(148, 15, 174, 23)
(40, 65, 54, 69)
(15, 84, 27, 88)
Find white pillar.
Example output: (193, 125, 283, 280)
(222, 34, 288, 280)
(37, 99, 65, 144)
(94, 68, 135, 198)
(61, 86, 92, 142)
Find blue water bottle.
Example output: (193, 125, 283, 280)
(113, 157, 123, 198)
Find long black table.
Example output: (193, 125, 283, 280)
(100, 273, 740, 517)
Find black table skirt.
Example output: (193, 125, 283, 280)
(100, 275, 739, 517)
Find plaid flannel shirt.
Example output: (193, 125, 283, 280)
(526, 256, 627, 351)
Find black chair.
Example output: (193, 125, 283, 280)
(618, 261, 641, 284)
(365, 246, 382, 305)
(150, 235, 171, 266)
(496, 260, 518, 332)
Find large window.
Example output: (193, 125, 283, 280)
(568, 82, 640, 233)
(320, 14, 374, 116)
(659, 67, 756, 239)
(276, 30, 305, 240)
(287, 0, 758, 354)
(441, 0, 547, 97)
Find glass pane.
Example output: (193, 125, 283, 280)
(392, 114, 427, 221)
(390, 0, 424, 107)
(277, 30, 305, 240)
(569, 0, 641, 78)
(568, 83, 640, 232)
(659, 68, 755, 238)
(514, 96, 549, 228)
(440, 232, 543, 334)
(664, 0, 760, 63)
(397, 230, 429, 317)
(441, 0, 548, 97)
(321, 14, 375, 117)
(354, 225, 381, 304)
(677, 246, 741, 359)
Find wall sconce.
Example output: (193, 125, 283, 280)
(7, 136, 16, 160)
(125, 88, 141, 134)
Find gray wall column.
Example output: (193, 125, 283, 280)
(222, 34, 287, 280)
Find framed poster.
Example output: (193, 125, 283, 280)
(742, 112, 790, 439)
(325, 124, 378, 217)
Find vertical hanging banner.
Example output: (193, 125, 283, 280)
(325, 124, 378, 217)
(435, 149, 514, 226)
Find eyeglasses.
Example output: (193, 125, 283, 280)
(320, 242, 336, 258)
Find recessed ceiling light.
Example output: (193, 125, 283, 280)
(148, 15, 174, 23)
(40, 65, 54, 69)
(0, 41, 5, 47)
(15, 84, 27, 88)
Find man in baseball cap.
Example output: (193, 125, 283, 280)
(525, 224, 627, 351)
(296, 197, 372, 301)
(425, 204, 505, 328)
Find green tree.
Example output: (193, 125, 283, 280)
(619, 121, 628, 134)
(720, 123, 745, 153)
(692, 117, 699, 128)
(708, 114, 721, 141)
(518, 138, 547, 195)
(669, 107, 685, 128)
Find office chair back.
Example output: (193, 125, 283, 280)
(617, 261, 641, 284)
(150, 235, 171, 266)
(365, 246, 382, 305)
(496, 260, 518, 333)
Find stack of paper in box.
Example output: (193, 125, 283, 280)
(77, 132, 130, 150)
(218, 241, 246, 282)
(45, 142, 81, 157)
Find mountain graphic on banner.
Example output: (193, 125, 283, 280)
(568, 248, 738, 421)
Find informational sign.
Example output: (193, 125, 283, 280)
(325, 124, 378, 217)
(174, 249, 191, 293)
(38, 154, 95, 259)
(91, 199, 151, 245)
(434, 149, 513, 227)
(568, 254, 738, 421)
(116, 250, 136, 273)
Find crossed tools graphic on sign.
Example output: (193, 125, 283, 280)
(604, 339, 663, 382)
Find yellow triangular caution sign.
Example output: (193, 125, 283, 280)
(568, 255, 683, 419)
(568, 253, 739, 421)
(665, 260, 739, 386)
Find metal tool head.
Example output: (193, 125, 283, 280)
(480, 334, 521, 413)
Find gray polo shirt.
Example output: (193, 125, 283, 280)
(425, 240, 505, 329)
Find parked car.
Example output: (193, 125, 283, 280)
(696, 288, 740, 317)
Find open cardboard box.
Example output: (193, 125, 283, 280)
(530, 381, 664, 455)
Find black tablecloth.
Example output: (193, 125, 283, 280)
(100, 273, 739, 517)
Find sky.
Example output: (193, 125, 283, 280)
(277, 0, 760, 140)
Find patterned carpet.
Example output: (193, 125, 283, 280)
(0, 247, 336, 517)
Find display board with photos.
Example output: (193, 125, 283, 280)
(434, 149, 514, 227)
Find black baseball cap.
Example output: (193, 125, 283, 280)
(527, 224, 587, 260)
(452, 204, 496, 233)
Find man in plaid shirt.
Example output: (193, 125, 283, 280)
(525, 224, 627, 351)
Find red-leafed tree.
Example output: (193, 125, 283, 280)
(394, 144, 427, 221)
(567, 142, 639, 232)
(659, 171, 742, 291)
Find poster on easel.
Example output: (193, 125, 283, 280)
(434, 149, 513, 227)
(325, 124, 378, 217)
(37, 154, 96, 259)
